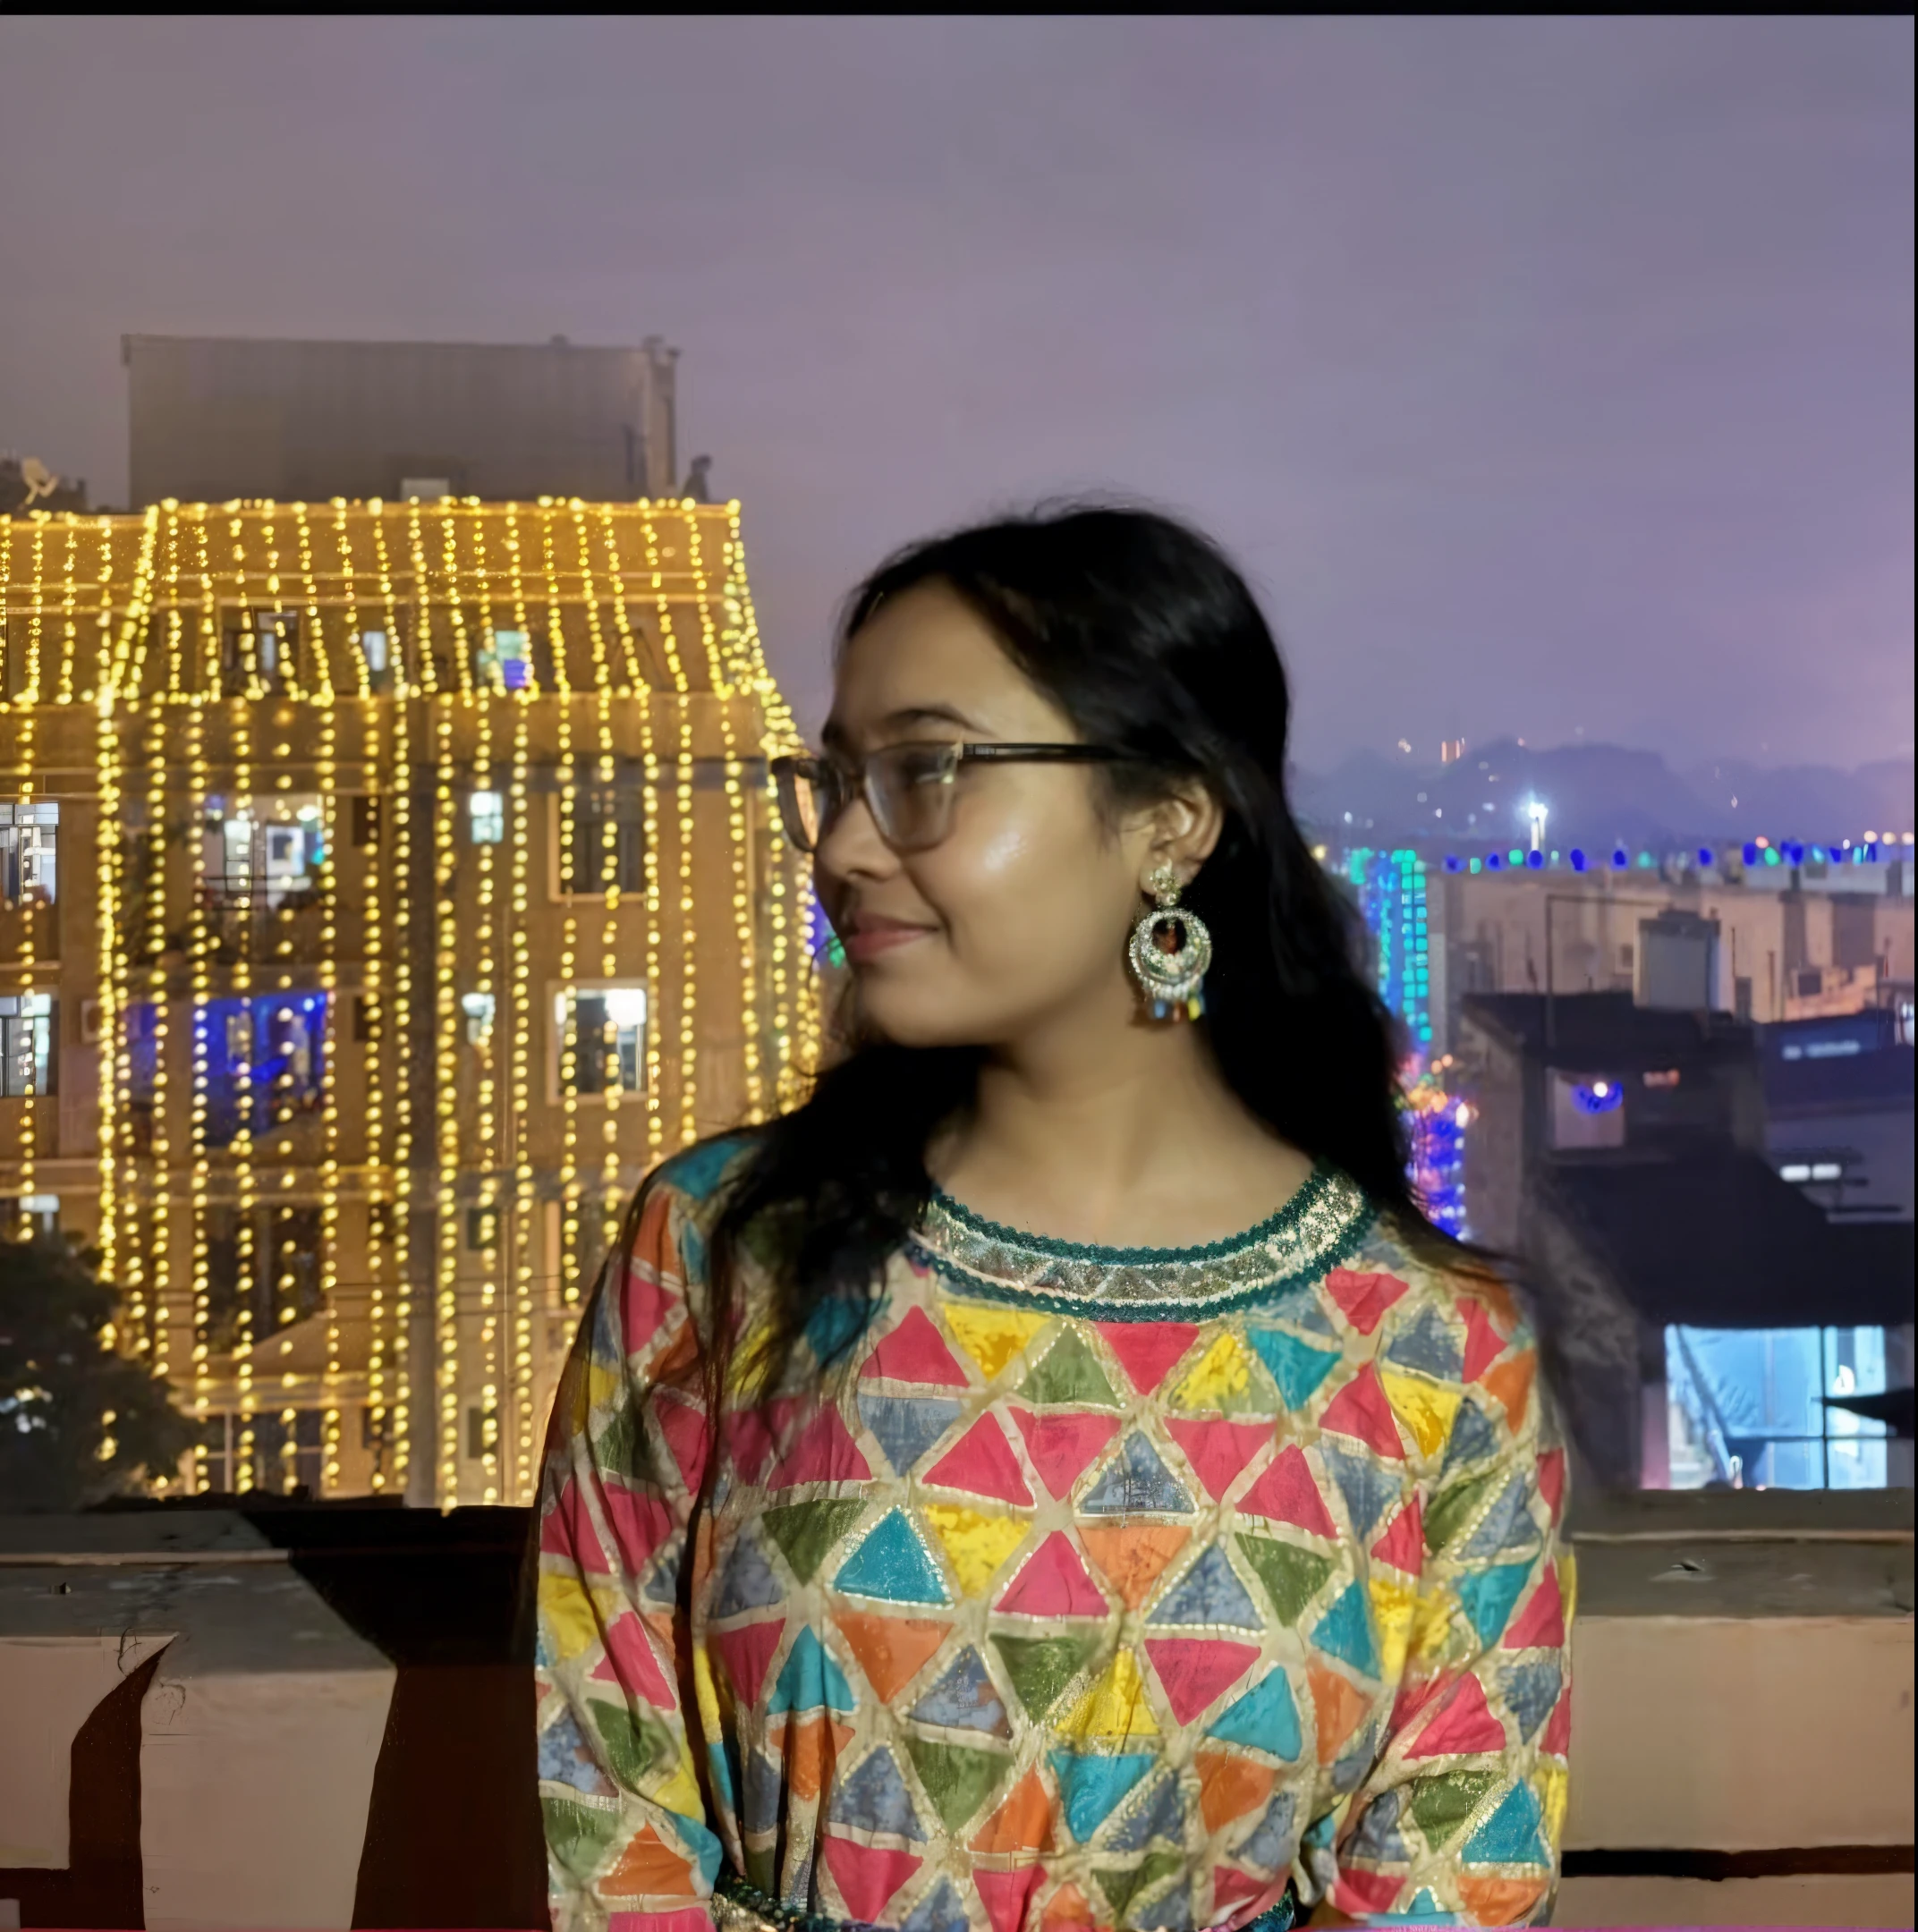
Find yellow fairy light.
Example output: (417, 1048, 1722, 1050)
(591, 505, 666, 1172)
(687, 507, 763, 1124)
(55, 521, 79, 707)
(537, 504, 584, 1302)
(638, 510, 698, 1151)
(225, 509, 259, 1490)
(369, 499, 414, 1495)
(432, 691, 462, 1506)
(8, 519, 40, 1216)
(184, 511, 216, 1487)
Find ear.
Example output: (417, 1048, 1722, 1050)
(1141, 778, 1225, 888)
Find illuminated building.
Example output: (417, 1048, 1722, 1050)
(0, 496, 817, 1505)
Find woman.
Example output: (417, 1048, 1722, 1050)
(536, 505, 1572, 1932)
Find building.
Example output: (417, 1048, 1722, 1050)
(1455, 991, 1913, 1493)
(1760, 1008, 1914, 1224)
(1427, 846, 1913, 1051)
(0, 496, 816, 1507)
(123, 335, 683, 508)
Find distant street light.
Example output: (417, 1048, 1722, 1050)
(1525, 799, 1549, 854)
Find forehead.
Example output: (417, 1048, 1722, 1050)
(827, 582, 1074, 745)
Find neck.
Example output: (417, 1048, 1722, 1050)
(929, 979, 1310, 1248)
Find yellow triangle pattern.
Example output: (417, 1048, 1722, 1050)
(1540, 1762, 1569, 1848)
(587, 1360, 624, 1414)
(1408, 1584, 1456, 1669)
(1379, 1368, 1462, 1461)
(1171, 1330, 1261, 1409)
(944, 1302, 1049, 1382)
(1369, 1577, 1419, 1682)
(921, 1502, 1031, 1597)
(1057, 1648, 1160, 1743)
(539, 1570, 601, 1662)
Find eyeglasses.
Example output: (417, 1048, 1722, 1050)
(770, 741, 1138, 854)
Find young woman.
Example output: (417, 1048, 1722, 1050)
(536, 506, 1571, 1932)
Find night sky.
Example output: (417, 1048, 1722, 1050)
(1, 19, 1909, 767)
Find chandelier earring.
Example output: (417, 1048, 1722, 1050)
(1127, 862, 1213, 1022)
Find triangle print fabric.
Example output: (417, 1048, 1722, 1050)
(537, 1140, 1573, 1932)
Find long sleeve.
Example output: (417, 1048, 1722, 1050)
(536, 1176, 727, 1932)
(1317, 1287, 1574, 1928)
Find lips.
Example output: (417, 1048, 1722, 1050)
(842, 914, 936, 963)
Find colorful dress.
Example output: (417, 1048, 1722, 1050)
(536, 1140, 1573, 1932)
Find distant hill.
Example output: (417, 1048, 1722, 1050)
(1292, 741, 1914, 849)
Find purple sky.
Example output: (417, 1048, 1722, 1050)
(1, 19, 1910, 767)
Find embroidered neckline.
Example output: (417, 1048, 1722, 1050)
(910, 1160, 1374, 1319)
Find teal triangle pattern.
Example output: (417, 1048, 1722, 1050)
(1049, 1750, 1155, 1843)
(1311, 1582, 1379, 1680)
(1208, 1668, 1301, 1759)
(1455, 1563, 1534, 1646)
(1245, 1328, 1341, 1410)
(767, 1627, 857, 1715)
(832, 1508, 952, 1605)
(1462, 1782, 1549, 1867)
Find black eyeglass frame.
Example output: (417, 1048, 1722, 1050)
(770, 742, 1141, 853)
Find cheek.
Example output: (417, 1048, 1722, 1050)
(914, 812, 1124, 979)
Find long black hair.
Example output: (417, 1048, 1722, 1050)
(693, 501, 1467, 1392)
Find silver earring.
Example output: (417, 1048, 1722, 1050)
(1128, 863, 1212, 1021)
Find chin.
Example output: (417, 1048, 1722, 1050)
(847, 975, 992, 1051)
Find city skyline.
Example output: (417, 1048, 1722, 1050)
(0, 17, 1912, 768)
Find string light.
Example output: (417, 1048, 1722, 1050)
(10, 518, 40, 1219)
(638, 509, 699, 1152)
(6, 496, 799, 1508)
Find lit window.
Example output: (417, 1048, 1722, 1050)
(1810, 1162, 1844, 1182)
(556, 985, 647, 1095)
(1778, 1164, 1812, 1182)
(462, 991, 496, 1044)
(0, 800, 60, 907)
(1642, 1069, 1682, 1089)
(0, 993, 54, 1098)
(360, 629, 389, 674)
(469, 791, 505, 844)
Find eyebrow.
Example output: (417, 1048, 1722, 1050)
(822, 702, 986, 750)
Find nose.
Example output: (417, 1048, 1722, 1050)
(814, 778, 898, 885)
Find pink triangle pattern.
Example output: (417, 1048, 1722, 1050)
(1011, 1410, 1119, 1500)
(996, 1531, 1108, 1616)
(1097, 1322, 1199, 1394)
(1369, 1496, 1422, 1574)
(1503, 1566, 1566, 1651)
(710, 1618, 785, 1708)
(1461, 1300, 1509, 1382)
(1144, 1636, 1260, 1724)
(1404, 1673, 1508, 1758)
(541, 1476, 610, 1574)
(1318, 1364, 1406, 1461)
(861, 1306, 971, 1387)
(975, 1867, 1046, 1932)
(927, 1413, 1034, 1505)
(655, 1393, 710, 1495)
(768, 1408, 873, 1489)
(1166, 1419, 1271, 1500)
(590, 1611, 677, 1709)
(602, 1483, 676, 1574)
(616, 1262, 675, 1352)
(1324, 1268, 1409, 1337)
(823, 1837, 922, 1921)
(1235, 1444, 1337, 1539)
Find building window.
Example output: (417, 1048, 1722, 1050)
(199, 1408, 325, 1496)
(466, 1206, 500, 1251)
(359, 629, 393, 691)
(1666, 1325, 1890, 1490)
(201, 798, 327, 911)
(0, 1192, 59, 1239)
(467, 1403, 500, 1461)
(469, 791, 505, 845)
(474, 629, 532, 691)
(0, 994, 54, 1097)
(221, 611, 301, 694)
(556, 984, 646, 1095)
(195, 994, 327, 1148)
(0, 801, 59, 907)
(563, 758, 646, 895)
(462, 991, 496, 1045)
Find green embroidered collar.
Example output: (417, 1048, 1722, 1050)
(909, 1160, 1374, 1320)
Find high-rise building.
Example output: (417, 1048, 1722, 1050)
(0, 495, 815, 1505)
(123, 334, 683, 508)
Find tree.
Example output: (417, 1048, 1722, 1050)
(0, 1233, 195, 1510)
